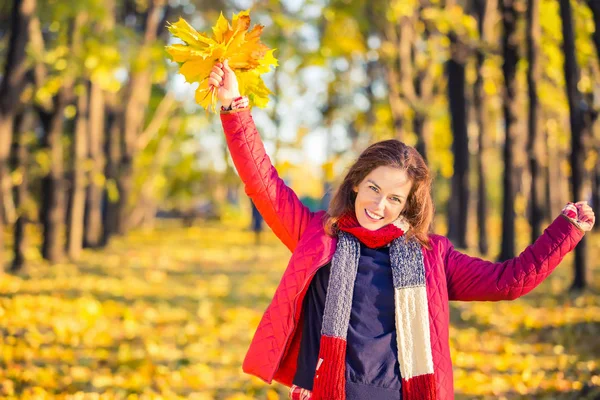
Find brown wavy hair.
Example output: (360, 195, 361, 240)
(323, 140, 434, 249)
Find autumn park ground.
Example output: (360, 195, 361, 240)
(0, 214, 599, 400)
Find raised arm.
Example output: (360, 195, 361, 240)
(210, 61, 313, 252)
(220, 110, 313, 251)
(444, 214, 585, 301)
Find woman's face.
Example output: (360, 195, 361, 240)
(353, 166, 412, 230)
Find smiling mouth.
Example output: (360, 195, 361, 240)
(365, 209, 384, 221)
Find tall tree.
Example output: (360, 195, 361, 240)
(585, 0, 600, 232)
(115, 0, 166, 236)
(0, 0, 36, 269)
(9, 111, 32, 272)
(85, 0, 115, 248)
(381, 10, 436, 161)
(472, 0, 494, 255)
(37, 88, 69, 262)
(102, 98, 121, 245)
(526, 0, 545, 241)
(64, 10, 89, 260)
(67, 82, 88, 260)
(446, 23, 470, 249)
(559, 0, 590, 290)
(37, 11, 88, 262)
(499, 0, 520, 261)
(85, 80, 106, 247)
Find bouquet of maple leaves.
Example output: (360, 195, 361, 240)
(165, 10, 277, 112)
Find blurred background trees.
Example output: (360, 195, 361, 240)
(0, 0, 599, 291)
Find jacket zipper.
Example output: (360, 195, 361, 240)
(271, 261, 330, 381)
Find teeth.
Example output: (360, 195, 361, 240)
(366, 209, 383, 220)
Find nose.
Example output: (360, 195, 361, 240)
(373, 196, 386, 213)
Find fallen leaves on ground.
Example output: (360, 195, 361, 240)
(0, 219, 598, 399)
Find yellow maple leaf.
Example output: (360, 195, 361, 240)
(167, 18, 214, 49)
(165, 10, 277, 113)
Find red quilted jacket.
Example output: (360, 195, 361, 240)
(220, 109, 585, 399)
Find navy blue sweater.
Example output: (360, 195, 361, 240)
(292, 244, 402, 399)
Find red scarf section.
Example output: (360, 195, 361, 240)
(337, 212, 407, 249)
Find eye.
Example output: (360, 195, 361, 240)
(369, 185, 379, 193)
(391, 197, 402, 203)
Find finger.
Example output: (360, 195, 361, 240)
(563, 203, 578, 219)
(224, 59, 234, 72)
(582, 214, 595, 224)
(208, 77, 220, 87)
(211, 66, 223, 77)
(210, 74, 223, 87)
(210, 71, 222, 81)
(581, 211, 594, 219)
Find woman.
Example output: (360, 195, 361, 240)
(209, 61, 595, 400)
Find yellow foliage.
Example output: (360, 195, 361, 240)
(165, 11, 278, 112)
(321, 14, 366, 57)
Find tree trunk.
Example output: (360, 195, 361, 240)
(446, 33, 469, 249)
(546, 129, 564, 218)
(102, 105, 121, 246)
(585, 0, 600, 232)
(526, 0, 545, 241)
(559, 0, 589, 291)
(383, 18, 414, 142)
(543, 126, 554, 221)
(384, 61, 405, 140)
(473, 0, 491, 255)
(84, 0, 113, 248)
(586, 1, 600, 59)
(128, 113, 177, 230)
(593, 162, 600, 231)
(85, 81, 105, 247)
(38, 12, 86, 262)
(9, 111, 32, 272)
(38, 89, 68, 263)
(67, 84, 88, 260)
(413, 111, 428, 163)
(0, 0, 36, 269)
(498, 0, 519, 261)
(116, 0, 164, 235)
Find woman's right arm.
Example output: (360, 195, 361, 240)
(212, 61, 314, 252)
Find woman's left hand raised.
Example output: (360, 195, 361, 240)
(563, 201, 595, 232)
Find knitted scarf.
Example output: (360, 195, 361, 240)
(311, 212, 437, 400)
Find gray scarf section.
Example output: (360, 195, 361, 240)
(321, 231, 426, 339)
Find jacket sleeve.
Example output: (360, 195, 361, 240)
(220, 108, 314, 252)
(445, 214, 585, 301)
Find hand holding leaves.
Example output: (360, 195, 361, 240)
(574, 201, 595, 231)
(562, 201, 596, 232)
(209, 60, 240, 108)
(165, 11, 278, 112)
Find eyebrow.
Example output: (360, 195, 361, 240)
(367, 179, 406, 199)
